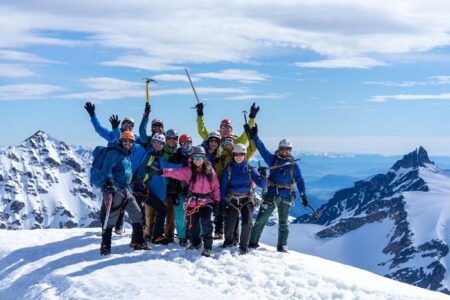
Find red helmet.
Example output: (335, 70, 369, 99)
(179, 134, 192, 144)
(220, 119, 233, 127)
(120, 131, 135, 141)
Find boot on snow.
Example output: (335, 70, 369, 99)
(100, 244, 111, 255)
(202, 248, 212, 257)
(277, 245, 288, 253)
(100, 227, 113, 256)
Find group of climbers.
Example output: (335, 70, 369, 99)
(85, 98, 310, 257)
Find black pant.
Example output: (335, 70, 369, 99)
(145, 191, 167, 239)
(187, 205, 213, 250)
(224, 198, 254, 250)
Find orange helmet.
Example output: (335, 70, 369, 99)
(120, 131, 135, 141)
(179, 134, 192, 144)
(220, 119, 233, 127)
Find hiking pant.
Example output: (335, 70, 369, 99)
(133, 193, 147, 228)
(101, 190, 143, 247)
(186, 205, 213, 250)
(214, 201, 225, 234)
(165, 197, 175, 239)
(173, 194, 186, 240)
(249, 195, 293, 248)
(224, 198, 254, 250)
(145, 192, 167, 239)
(144, 205, 155, 237)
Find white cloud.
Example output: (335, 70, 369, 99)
(196, 69, 269, 83)
(82, 77, 141, 90)
(295, 57, 387, 69)
(224, 93, 286, 100)
(430, 75, 450, 85)
(369, 93, 450, 102)
(0, 63, 34, 78)
(0, 84, 63, 100)
(0, 50, 59, 64)
(4, 2, 450, 70)
(152, 74, 193, 83)
(363, 81, 427, 87)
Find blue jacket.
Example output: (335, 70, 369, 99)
(255, 135, 306, 199)
(99, 142, 133, 191)
(90, 116, 141, 144)
(220, 159, 266, 200)
(132, 148, 181, 201)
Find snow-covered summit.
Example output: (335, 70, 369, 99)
(0, 130, 100, 229)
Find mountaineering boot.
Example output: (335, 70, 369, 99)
(179, 238, 188, 247)
(202, 248, 212, 257)
(100, 227, 113, 256)
(133, 242, 151, 251)
(187, 240, 202, 250)
(152, 235, 171, 245)
(239, 248, 249, 255)
(213, 232, 223, 240)
(277, 245, 288, 253)
(222, 240, 233, 248)
(248, 243, 260, 249)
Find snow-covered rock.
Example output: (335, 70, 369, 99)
(294, 146, 450, 295)
(0, 131, 100, 229)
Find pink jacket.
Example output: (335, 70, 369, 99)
(162, 166, 220, 207)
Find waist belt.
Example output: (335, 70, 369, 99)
(228, 193, 250, 199)
(188, 192, 213, 200)
(268, 180, 294, 190)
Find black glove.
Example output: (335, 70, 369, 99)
(195, 102, 204, 116)
(246, 124, 258, 139)
(144, 103, 151, 117)
(109, 114, 120, 129)
(249, 102, 260, 119)
(258, 166, 267, 177)
(146, 166, 163, 177)
(301, 196, 309, 207)
(103, 179, 115, 192)
(84, 102, 96, 117)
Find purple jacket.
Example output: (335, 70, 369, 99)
(162, 164, 220, 207)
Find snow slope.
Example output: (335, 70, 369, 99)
(0, 229, 447, 300)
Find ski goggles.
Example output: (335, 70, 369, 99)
(220, 125, 232, 130)
(222, 138, 235, 145)
(192, 155, 205, 161)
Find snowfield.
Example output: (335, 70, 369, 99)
(0, 228, 447, 300)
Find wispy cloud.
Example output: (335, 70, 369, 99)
(0, 84, 63, 100)
(196, 69, 269, 83)
(0, 50, 59, 64)
(363, 81, 427, 87)
(101, 56, 181, 71)
(0, 63, 34, 78)
(224, 93, 286, 100)
(295, 57, 387, 69)
(369, 93, 450, 102)
(82, 77, 141, 90)
(430, 75, 450, 85)
(152, 74, 193, 83)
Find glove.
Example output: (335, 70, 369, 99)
(103, 179, 115, 192)
(258, 166, 267, 177)
(84, 102, 96, 117)
(144, 103, 151, 117)
(246, 124, 258, 139)
(195, 102, 204, 116)
(146, 166, 163, 176)
(109, 114, 120, 129)
(301, 196, 309, 207)
(249, 102, 260, 119)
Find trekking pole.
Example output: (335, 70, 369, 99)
(143, 78, 157, 104)
(102, 192, 114, 231)
(242, 110, 253, 152)
(184, 67, 202, 109)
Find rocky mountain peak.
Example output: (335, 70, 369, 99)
(391, 146, 433, 171)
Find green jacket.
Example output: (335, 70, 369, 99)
(196, 115, 256, 146)
(215, 138, 257, 181)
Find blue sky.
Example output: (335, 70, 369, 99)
(1, 1, 450, 155)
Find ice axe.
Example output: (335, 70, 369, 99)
(306, 204, 321, 222)
(184, 67, 203, 109)
(242, 110, 253, 152)
(143, 78, 157, 104)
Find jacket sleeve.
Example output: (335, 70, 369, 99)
(113, 127, 121, 141)
(293, 164, 306, 197)
(160, 158, 183, 169)
(196, 115, 209, 141)
(235, 117, 256, 145)
(245, 138, 257, 160)
(91, 116, 116, 142)
(139, 116, 149, 145)
(162, 166, 192, 182)
(220, 166, 229, 200)
(211, 169, 221, 201)
(254, 135, 275, 166)
(99, 150, 118, 184)
(250, 167, 267, 189)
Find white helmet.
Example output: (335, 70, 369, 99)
(233, 143, 247, 154)
(208, 131, 221, 141)
(278, 139, 293, 149)
(122, 117, 135, 127)
(151, 133, 166, 144)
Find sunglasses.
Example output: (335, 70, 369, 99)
(222, 139, 234, 145)
(279, 147, 292, 151)
(192, 155, 205, 161)
(233, 153, 245, 157)
(166, 137, 178, 141)
(180, 141, 192, 147)
(122, 139, 134, 144)
(121, 122, 134, 128)
(209, 138, 220, 143)
(220, 125, 232, 130)
(152, 141, 165, 146)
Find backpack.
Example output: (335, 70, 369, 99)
(90, 146, 113, 187)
